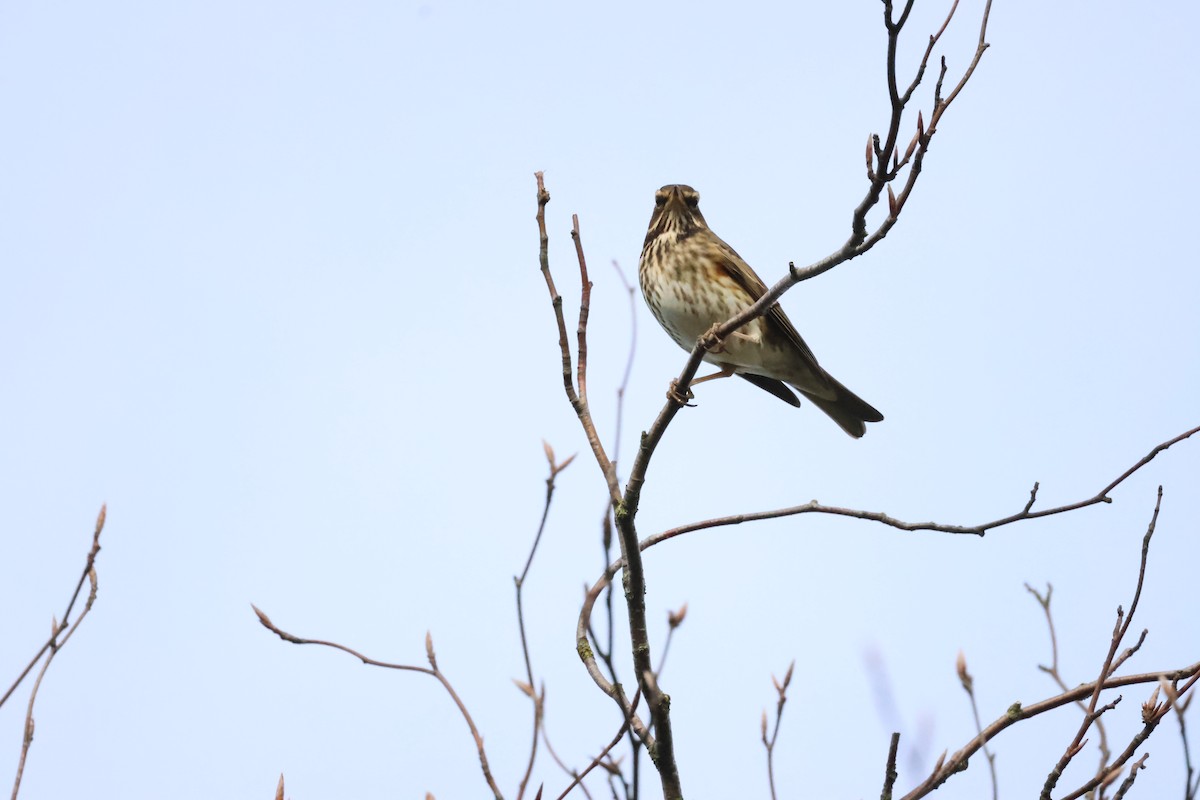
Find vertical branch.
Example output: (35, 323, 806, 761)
(513, 445, 575, 800)
(761, 661, 795, 800)
(881, 733, 902, 800)
(571, 215, 592, 405)
(956, 651, 998, 800)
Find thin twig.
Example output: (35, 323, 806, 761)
(956, 652, 998, 800)
(513, 445, 575, 800)
(252, 607, 504, 800)
(9, 505, 106, 800)
(761, 661, 795, 800)
(1177, 688, 1199, 800)
(608, 260, 638, 477)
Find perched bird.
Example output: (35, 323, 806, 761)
(638, 184, 883, 438)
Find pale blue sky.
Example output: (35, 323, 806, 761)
(2, 2, 1198, 798)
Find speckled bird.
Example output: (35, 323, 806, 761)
(638, 184, 883, 437)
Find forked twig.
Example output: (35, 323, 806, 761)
(762, 661, 795, 800)
(8, 505, 106, 800)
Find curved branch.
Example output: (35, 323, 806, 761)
(252, 607, 505, 800)
(646, 425, 1198, 542)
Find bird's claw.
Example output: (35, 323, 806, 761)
(667, 380, 696, 408)
(702, 323, 729, 354)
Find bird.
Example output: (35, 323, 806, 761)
(638, 184, 883, 438)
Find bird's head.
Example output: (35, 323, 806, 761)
(646, 184, 709, 241)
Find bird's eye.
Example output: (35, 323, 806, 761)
(684, 193, 699, 208)
(654, 193, 667, 207)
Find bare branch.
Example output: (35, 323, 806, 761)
(880, 732, 902, 800)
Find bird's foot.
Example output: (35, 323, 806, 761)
(667, 379, 696, 408)
(702, 323, 728, 353)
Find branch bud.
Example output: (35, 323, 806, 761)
(425, 630, 438, 670)
(1142, 686, 1165, 723)
(956, 650, 973, 693)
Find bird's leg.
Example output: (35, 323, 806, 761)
(702, 323, 759, 353)
(690, 365, 737, 387)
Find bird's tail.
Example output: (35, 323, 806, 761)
(797, 375, 884, 439)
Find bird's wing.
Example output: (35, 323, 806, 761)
(714, 238, 823, 368)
